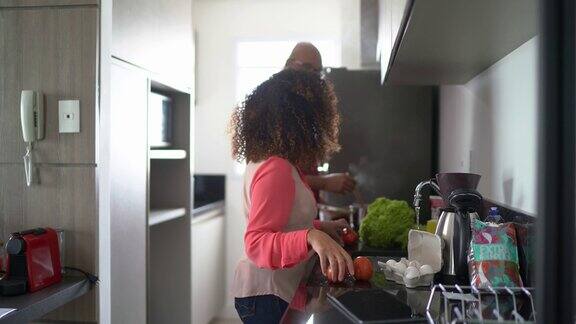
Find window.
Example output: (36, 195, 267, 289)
(233, 40, 340, 175)
(235, 40, 341, 102)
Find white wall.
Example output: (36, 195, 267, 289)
(439, 37, 538, 215)
(193, 0, 361, 318)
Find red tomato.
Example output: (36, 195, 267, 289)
(353, 257, 373, 281)
(342, 229, 359, 246)
(326, 267, 341, 283)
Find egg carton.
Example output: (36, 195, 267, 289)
(378, 230, 443, 289)
(380, 259, 436, 288)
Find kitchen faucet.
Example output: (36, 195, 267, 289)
(413, 179, 441, 230)
(413, 179, 441, 209)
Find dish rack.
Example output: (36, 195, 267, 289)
(425, 284, 536, 323)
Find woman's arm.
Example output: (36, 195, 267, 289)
(244, 158, 310, 269)
(305, 173, 356, 194)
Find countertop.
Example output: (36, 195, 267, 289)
(192, 200, 225, 224)
(0, 276, 91, 323)
(281, 251, 432, 324)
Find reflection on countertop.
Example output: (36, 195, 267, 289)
(282, 256, 431, 324)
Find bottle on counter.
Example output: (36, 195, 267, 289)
(486, 207, 503, 223)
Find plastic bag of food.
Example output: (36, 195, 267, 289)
(514, 222, 535, 287)
(468, 219, 523, 288)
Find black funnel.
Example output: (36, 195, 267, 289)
(436, 173, 481, 202)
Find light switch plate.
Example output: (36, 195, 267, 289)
(58, 100, 80, 133)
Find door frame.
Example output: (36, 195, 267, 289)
(537, 0, 576, 322)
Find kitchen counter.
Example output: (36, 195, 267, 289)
(0, 276, 91, 324)
(281, 254, 432, 324)
(192, 200, 224, 224)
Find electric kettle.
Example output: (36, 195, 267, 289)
(413, 173, 483, 283)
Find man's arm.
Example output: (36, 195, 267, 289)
(306, 173, 356, 194)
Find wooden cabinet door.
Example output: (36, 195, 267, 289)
(110, 62, 148, 324)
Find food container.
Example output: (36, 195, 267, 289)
(379, 230, 443, 288)
(429, 195, 444, 220)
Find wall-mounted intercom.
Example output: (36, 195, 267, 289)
(20, 90, 44, 186)
(20, 90, 44, 142)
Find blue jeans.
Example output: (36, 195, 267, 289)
(234, 294, 288, 324)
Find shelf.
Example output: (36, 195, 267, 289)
(149, 208, 187, 226)
(0, 276, 91, 324)
(149, 149, 187, 160)
(384, 0, 538, 85)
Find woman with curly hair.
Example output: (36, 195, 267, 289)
(230, 69, 354, 323)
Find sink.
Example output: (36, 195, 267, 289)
(349, 242, 407, 258)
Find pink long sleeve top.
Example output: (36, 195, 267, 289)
(231, 156, 319, 303)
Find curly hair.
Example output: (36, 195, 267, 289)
(230, 69, 340, 171)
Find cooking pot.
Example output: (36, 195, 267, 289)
(318, 203, 366, 230)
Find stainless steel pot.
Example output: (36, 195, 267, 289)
(317, 203, 366, 230)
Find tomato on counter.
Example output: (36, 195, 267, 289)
(341, 228, 359, 246)
(353, 256, 373, 281)
(326, 267, 341, 283)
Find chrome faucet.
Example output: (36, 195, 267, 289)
(413, 179, 441, 209)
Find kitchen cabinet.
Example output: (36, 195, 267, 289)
(112, 0, 193, 84)
(192, 212, 225, 324)
(377, 0, 409, 82)
(149, 217, 191, 323)
(109, 60, 194, 324)
(148, 81, 193, 324)
(109, 62, 149, 324)
(379, 0, 538, 85)
(108, 1, 195, 320)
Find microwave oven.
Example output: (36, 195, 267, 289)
(149, 92, 173, 148)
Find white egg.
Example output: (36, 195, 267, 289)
(420, 264, 434, 275)
(405, 266, 421, 279)
(400, 257, 409, 266)
(393, 262, 407, 274)
(386, 259, 397, 267)
(408, 260, 421, 268)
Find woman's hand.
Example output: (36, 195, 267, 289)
(316, 219, 352, 245)
(307, 229, 354, 281)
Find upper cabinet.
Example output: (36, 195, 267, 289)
(377, 0, 409, 82)
(378, 0, 538, 85)
(112, 0, 193, 85)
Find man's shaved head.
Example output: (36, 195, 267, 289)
(285, 42, 323, 74)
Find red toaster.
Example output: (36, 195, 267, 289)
(0, 228, 62, 295)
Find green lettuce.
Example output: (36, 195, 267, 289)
(359, 197, 415, 249)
